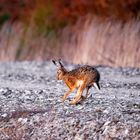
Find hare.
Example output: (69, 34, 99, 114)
(52, 60, 100, 105)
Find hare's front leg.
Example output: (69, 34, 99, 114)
(62, 90, 71, 102)
(70, 85, 86, 105)
(62, 88, 75, 102)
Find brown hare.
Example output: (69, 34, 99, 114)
(52, 60, 100, 105)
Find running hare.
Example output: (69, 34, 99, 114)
(52, 60, 100, 105)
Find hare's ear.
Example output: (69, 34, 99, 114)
(52, 60, 59, 67)
(58, 59, 64, 68)
(52, 60, 56, 65)
(52, 59, 64, 68)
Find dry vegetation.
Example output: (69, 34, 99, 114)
(0, 0, 140, 67)
(0, 18, 139, 67)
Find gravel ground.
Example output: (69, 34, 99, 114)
(0, 61, 140, 140)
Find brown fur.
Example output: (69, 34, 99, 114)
(52, 60, 100, 105)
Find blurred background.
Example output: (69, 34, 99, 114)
(0, 0, 140, 67)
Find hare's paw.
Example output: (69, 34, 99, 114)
(69, 99, 77, 105)
(81, 95, 86, 100)
(69, 98, 82, 105)
(61, 95, 66, 102)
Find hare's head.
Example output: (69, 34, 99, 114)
(52, 60, 67, 80)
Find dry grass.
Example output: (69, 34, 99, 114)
(0, 18, 139, 67)
(71, 18, 140, 67)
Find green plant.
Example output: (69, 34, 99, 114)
(0, 13, 10, 25)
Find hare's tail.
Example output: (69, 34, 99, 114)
(93, 82, 100, 90)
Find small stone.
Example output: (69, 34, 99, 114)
(125, 129, 129, 135)
(1, 113, 8, 117)
(103, 109, 109, 114)
(18, 118, 28, 124)
(104, 121, 111, 126)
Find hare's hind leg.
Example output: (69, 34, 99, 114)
(70, 84, 86, 105)
(79, 86, 91, 101)
(85, 85, 92, 98)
